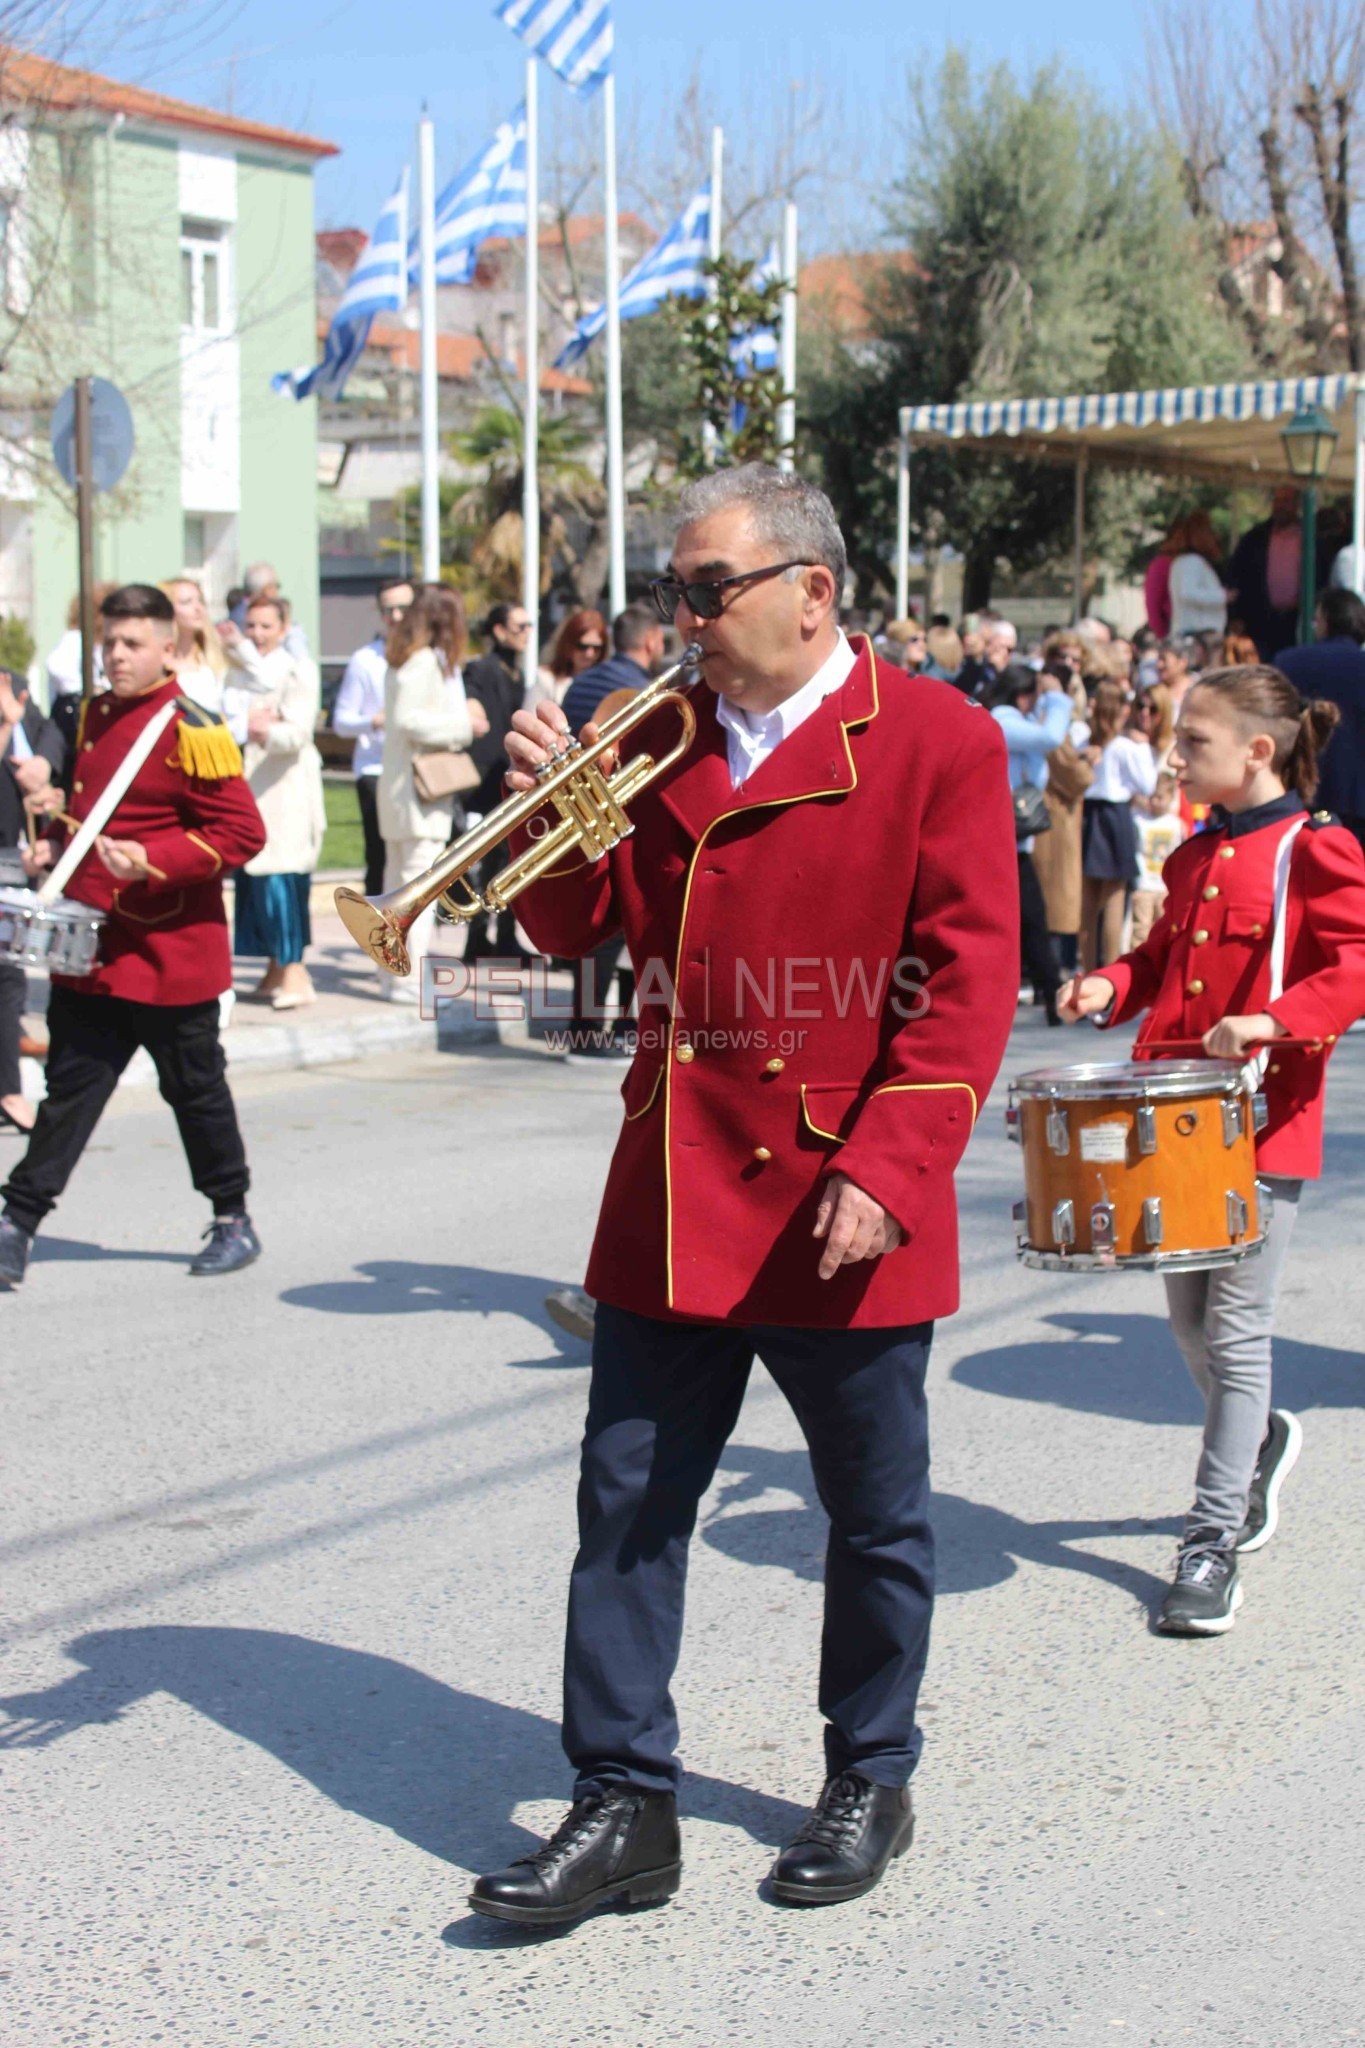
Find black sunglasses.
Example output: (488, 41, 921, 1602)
(649, 559, 814, 623)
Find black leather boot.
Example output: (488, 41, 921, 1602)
(469, 1788, 681, 1928)
(769, 1771, 915, 1905)
(0, 1214, 32, 1289)
(188, 1214, 261, 1277)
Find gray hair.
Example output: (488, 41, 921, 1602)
(244, 561, 279, 595)
(675, 464, 847, 594)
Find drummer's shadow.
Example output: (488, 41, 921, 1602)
(952, 1309, 1364, 1425)
(30, 1235, 187, 1268)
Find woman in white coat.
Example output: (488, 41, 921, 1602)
(377, 584, 488, 1003)
(1168, 508, 1230, 639)
(227, 594, 327, 1008)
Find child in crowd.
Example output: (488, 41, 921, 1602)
(1060, 665, 1365, 1636)
(1129, 769, 1186, 947)
(1080, 680, 1159, 969)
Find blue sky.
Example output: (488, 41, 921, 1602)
(78, 0, 1154, 252)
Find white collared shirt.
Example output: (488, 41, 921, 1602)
(714, 631, 858, 787)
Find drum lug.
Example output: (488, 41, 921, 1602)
(1142, 1196, 1163, 1248)
(1255, 1178, 1274, 1232)
(1252, 1092, 1269, 1133)
(1051, 1198, 1075, 1246)
(1136, 1103, 1157, 1155)
(1046, 1105, 1070, 1156)
(1011, 1198, 1027, 1245)
(1005, 1097, 1021, 1144)
(1226, 1189, 1249, 1239)
(1221, 1097, 1243, 1148)
(1089, 1200, 1116, 1251)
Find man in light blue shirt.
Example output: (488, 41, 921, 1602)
(332, 577, 414, 896)
(991, 665, 1071, 1023)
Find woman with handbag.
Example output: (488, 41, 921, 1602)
(376, 585, 488, 1004)
(991, 667, 1071, 1024)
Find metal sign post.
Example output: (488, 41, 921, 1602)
(50, 374, 135, 702)
(75, 377, 97, 702)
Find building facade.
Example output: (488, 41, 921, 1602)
(0, 52, 334, 681)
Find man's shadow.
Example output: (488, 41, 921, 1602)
(704, 1443, 1174, 1607)
(950, 1310, 1364, 1426)
(0, 1627, 803, 1892)
(278, 1261, 590, 1368)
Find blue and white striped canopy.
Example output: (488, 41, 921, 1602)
(901, 374, 1363, 486)
(494, 0, 612, 95)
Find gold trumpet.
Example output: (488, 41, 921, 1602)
(335, 641, 704, 975)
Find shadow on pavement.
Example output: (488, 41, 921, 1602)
(0, 1627, 805, 1881)
(951, 1310, 1364, 1425)
(278, 1260, 589, 1367)
(25, 1235, 191, 1267)
(704, 1442, 1175, 1607)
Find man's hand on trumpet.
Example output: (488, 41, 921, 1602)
(506, 702, 612, 793)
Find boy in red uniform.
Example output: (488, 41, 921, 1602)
(1061, 664, 1365, 1634)
(0, 585, 267, 1289)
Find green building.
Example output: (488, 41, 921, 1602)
(0, 50, 335, 682)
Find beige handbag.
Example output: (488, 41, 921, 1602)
(412, 747, 480, 803)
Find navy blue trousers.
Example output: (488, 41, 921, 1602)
(564, 1303, 935, 1798)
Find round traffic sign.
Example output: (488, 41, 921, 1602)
(50, 378, 135, 493)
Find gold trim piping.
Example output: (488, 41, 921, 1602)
(623, 1064, 664, 1121)
(799, 1078, 979, 1144)
(185, 829, 223, 876)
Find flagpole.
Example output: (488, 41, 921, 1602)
(602, 69, 626, 618)
(418, 114, 440, 583)
(777, 199, 797, 472)
(702, 125, 723, 468)
(522, 55, 540, 661)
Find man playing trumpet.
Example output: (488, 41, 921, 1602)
(468, 467, 1019, 1925)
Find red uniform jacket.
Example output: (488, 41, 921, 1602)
(514, 641, 1020, 1326)
(51, 678, 266, 1006)
(1099, 793, 1365, 1177)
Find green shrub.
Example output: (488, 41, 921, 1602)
(0, 614, 36, 677)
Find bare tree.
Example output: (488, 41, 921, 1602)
(1150, 0, 1365, 370)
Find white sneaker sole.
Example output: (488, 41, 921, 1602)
(1238, 1410, 1303, 1554)
(1160, 1581, 1244, 1635)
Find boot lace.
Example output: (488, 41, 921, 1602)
(520, 1794, 621, 1874)
(1175, 1530, 1234, 1584)
(790, 1772, 870, 1850)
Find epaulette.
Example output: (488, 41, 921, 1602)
(174, 694, 243, 780)
(1308, 809, 1341, 830)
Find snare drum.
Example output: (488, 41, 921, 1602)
(1007, 1060, 1268, 1272)
(0, 886, 104, 977)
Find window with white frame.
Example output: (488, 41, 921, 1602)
(180, 218, 230, 333)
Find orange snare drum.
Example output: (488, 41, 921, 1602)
(1007, 1060, 1269, 1272)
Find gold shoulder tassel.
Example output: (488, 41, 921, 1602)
(178, 719, 244, 780)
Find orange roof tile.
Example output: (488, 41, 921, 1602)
(799, 250, 919, 338)
(0, 46, 337, 158)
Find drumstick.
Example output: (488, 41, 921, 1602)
(30, 806, 169, 885)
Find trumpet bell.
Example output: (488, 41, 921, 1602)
(335, 887, 411, 976)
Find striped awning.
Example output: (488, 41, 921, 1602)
(901, 374, 1363, 489)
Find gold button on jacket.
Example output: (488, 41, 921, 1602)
(674, 1041, 695, 1064)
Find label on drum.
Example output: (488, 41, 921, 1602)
(1079, 1120, 1129, 1163)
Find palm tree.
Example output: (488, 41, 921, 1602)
(446, 406, 604, 601)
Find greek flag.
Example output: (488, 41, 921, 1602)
(729, 242, 781, 431)
(274, 170, 409, 401)
(423, 105, 528, 287)
(556, 183, 711, 368)
(494, 0, 612, 95)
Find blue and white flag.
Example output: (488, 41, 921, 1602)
(729, 242, 781, 430)
(423, 105, 528, 288)
(274, 170, 409, 401)
(494, 0, 612, 95)
(556, 183, 711, 368)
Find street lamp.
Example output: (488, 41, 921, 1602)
(1281, 404, 1340, 644)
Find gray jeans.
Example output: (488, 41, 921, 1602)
(1163, 1176, 1302, 1537)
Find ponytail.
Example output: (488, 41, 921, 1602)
(1286, 697, 1341, 805)
(1188, 663, 1341, 805)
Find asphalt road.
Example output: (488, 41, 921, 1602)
(2, 1010, 1363, 2047)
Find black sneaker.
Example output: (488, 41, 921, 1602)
(1158, 1528, 1242, 1636)
(1236, 1409, 1303, 1553)
(0, 1214, 32, 1289)
(188, 1214, 262, 1277)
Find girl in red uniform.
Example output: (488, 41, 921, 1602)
(1060, 665, 1365, 1635)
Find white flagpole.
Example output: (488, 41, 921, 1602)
(702, 125, 723, 467)
(603, 70, 626, 618)
(776, 199, 797, 472)
(896, 406, 911, 620)
(522, 55, 541, 660)
(418, 114, 440, 583)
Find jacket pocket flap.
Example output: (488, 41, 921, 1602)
(621, 1060, 664, 1120)
(1222, 908, 1270, 940)
(799, 1083, 865, 1144)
